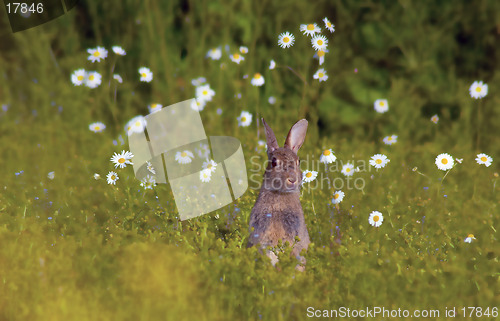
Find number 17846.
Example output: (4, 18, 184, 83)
(6, 2, 44, 14)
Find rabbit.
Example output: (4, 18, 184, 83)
(247, 118, 310, 271)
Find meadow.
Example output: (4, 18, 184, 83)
(0, 1, 499, 320)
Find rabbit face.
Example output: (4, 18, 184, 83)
(263, 148, 302, 192)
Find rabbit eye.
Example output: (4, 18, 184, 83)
(271, 158, 278, 167)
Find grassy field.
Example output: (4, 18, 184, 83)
(0, 1, 499, 320)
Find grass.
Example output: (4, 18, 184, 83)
(0, 0, 499, 320)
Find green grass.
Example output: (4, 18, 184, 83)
(0, 1, 499, 320)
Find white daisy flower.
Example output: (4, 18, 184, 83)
(374, 99, 389, 113)
(278, 32, 295, 48)
(237, 111, 252, 127)
(251, 73, 265, 87)
(435, 153, 454, 171)
(323, 17, 335, 33)
(314, 50, 327, 65)
(258, 140, 267, 149)
(175, 150, 194, 164)
(230, 53, 245, 64)
(369, 211, 384, 227)
(300, 23, 321, 37)
(47, 171, 55, 180)
(206, 47, 222, 60)
(106, 171, 119, 185)
(139, 67, 153, 82)
(383, 135, 398, 145)
(313, 68, 328, 82)
(89, 122, 106, 133)
(469, 81, 488, 99)
(110, 150, 134, 169)
(311, 34, 328, 51)
(71, 69, 86, 86)
(239, 46, 249, 54)
(113, 74, 123, 83)
(341, 163, 355, 176)
(93, 173, 101, 180)
(476, 153, 493, 167)
(85, 71, 102, 88)
(200, 168, 212, 183)
(302, 170, 318, 183)
(268, 96, 276, 105)
(196, 84, 215, 102)
(140, 175, 156, 190)
(87, 46, 108, 63)
(146, 161, 156, 174)
(369, 154, 390, 169)
(202, 159, 218, 173)
(332, 190, 344, 204)
(190, 99, 206, 111)
(112, 46, 126, 56)
(464, 234, 476, 243)
(269, 59, 276, 70)
(191, 77, 207, 86)
(148, 103, 162, 114)
(125, 115, 147, 135)
(320, 149, 337, 164)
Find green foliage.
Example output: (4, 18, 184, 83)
(0, 0, 499, 320)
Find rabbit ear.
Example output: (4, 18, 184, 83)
(284, 119, 308, 154)
(262, 118, 279, 157)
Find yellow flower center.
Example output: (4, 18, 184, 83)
(317, 50, 325, 57)
(467, 234, 474, 238)
(118, 158, 125, 164)
(317, 39, 323, 45)
(323, 150, 331, 156)
(373, 216, 379, 222)
(283, 37, 290, 43)
(254, 73, 262, 79)
(181, 152, 187, 158)
(379, 101, 385, 106)
(203, 90, 208, 95)
(77, 75, 84, 81)
(318, 72, 324, 78)
(141, 73, 147, 78)
(441, 158, 448, 165)
(307, 24, 314, 30)
(234, 54, 240, 59)
(306, 172, 312, 178)
(111, 175, 116, 180)
(476, 86, 481, 92)
(241, 117, 246, 122)
(327, 22, 332, 27)
(388, 137, 393, 141)
(375, 159, 382, 164)
(334, 193, 339, 199)
(88, 75, 94, 81)
(346, 168, 351, 172)
(207, 164, 212, 169)
(135, 121, 141, 127)
(93, 51, 100, 57)
(94, 126, 100, 130)
(481, 156, 487, 162)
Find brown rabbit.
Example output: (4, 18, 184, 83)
(248, 118, 310, 270)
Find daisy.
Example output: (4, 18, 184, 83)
(191, 99, 206, 111)
(383, 135, 398, 145)
(435, 153, 454, 171)
(112, 46, 126, 56)
(476, 153, 493, 167)
(277, 32, 295, 48)
(230, 53, 245, 64)
(125, 115, 146, 135)
(251, 73, 265, 86)
(113, 74, 123, 83)
(139, 67, 153, 82)
(374, 99, 389, 113)
(47, 171, 55, 180)
(331, 190, 344, 204)
(202, 159, 217, 173)
(313, 68, 328, 82)
(196, 84, 215, 102)
(269, 59, 276, 70)
(430, 114, 439, 124)
(237, 111, 252, 127)
(368, 211, 384, 227)
(257, 140, 267, 149)
(87, 46, 108, 63)
(191, 77, 206, 86)
(200, 169, 212, 183)
(268, 96, 276, 105)
(311, 35, 328, 51)
(146, 161, 156, 174)
(300, 23, 321, 37)
(469, 81, 488, 99)
(140, 175, 156, 189)
(314, 50, 327, 65)
(323, 17, 335, 33)
(148, 103, 162, 114)
(464, 234, 476, 243)
(110, 150, 134, 169)
(341, 163, 355, 176)
(239, 46, 248, 54)
(369, 154, 390, 169)
(175, 150, 194, 164)
(206, 47, 222, 60)
(71, 69, 86, 86)
(89, 122, 106, 133)
(94, 173, 101, 180)
(106, 171, 119, 185)
(320, 149, 336, 164)
(302, 170, 318, 183)
(85, 71, 102, 88)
